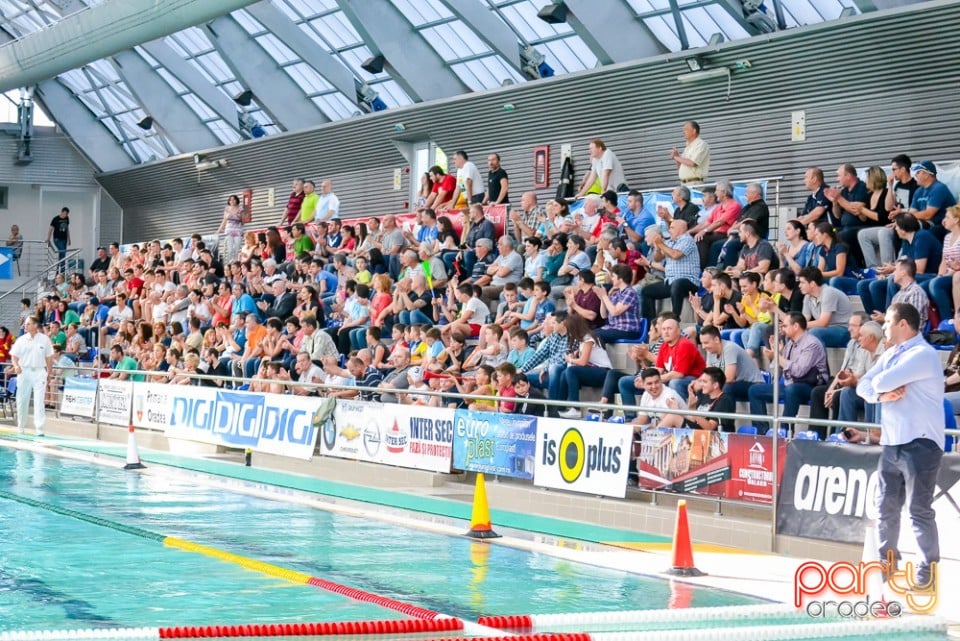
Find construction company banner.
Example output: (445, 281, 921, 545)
(637, 429, 785, 504)
(777, 441, 960, 560)
(131, 383, 322, 460)
(452, 410, 537, 479)
(96, 379, 132, 426)
(321, 400, 454, 473)
(534, 417, 632, 498)
(60, 376, 97, 418)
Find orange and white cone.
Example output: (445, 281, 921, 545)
(665, 500, 704, 576)
(124, 423, 146, 470)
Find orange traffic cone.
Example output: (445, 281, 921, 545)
(666, 500, 704, 576)
(124, 423, 146, 470)
(465, 473, 500, 539)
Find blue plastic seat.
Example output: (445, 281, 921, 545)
(607, 416, 625, 424)
(795, 430, 820, 441)
(827, 433, 845, 442)
(761, 371, 772, 385)
(585, 413, 601, 422)
(608, 318, 648, 344)
(766, 427, 788, 438)
(944, 399, 956, 452)
(737, 425, 758, 435)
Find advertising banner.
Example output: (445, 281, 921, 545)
(96, 379, 132, 426)
(534, 417, 632, 498)
(60, 376, 97, 418)
(131, 383, 322, 460)
(777, 441, 960, 560)
(321, 399, 454, 473)
(452, 410, 537, 479)
(724, 434, 788, 504)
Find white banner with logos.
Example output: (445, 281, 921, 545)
(97, 379, 132, 426)
(322, 400, 453, 473)
(60, 376, 97, 418)
(131, 383, 323, 460)
(534, 417, 632, 498)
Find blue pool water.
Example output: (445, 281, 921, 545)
(0, 447, 762, 631)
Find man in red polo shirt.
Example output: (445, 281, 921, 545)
(691, 179, 742, 268)
(656, 317, 705, 395)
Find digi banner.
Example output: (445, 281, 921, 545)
(534, 417, 632, 498)
(131, 383, 322, 460)
(60, 376, 97, 418)
(452, 410, 537, 479)
(97, 379, 132, 426)
(321, 399, 454, 473)
(777, 441, 960, 560)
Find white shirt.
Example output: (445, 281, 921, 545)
(592, 149, 626, 191)
(11, 331, 53, 369)
(457, 161, 485, 197)
(637, 387, 684, 423)
(314, 192, 340, 222)
(106, 304, 133, 326)
(679, 136, 710, 182)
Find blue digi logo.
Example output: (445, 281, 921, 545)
(213, 391, 264, 446)
(261, 405, 317, 446)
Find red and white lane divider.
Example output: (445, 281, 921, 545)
(0, 617, 464, 641)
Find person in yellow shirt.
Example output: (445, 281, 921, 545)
(298, 180, 319, 224)
(725, 271, 772, 365)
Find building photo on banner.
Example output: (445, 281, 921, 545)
(777, 440, 960, 561)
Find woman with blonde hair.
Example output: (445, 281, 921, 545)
(856, 165, 892, 268)
(239, 231, 259, 262)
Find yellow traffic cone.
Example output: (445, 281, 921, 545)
(465, 473, 500, 539)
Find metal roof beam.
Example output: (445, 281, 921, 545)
(436, 0, 523, 72)
(35, 78, 134, 172)
(139, 39, 240, 128)
(0, 0, 262, 94)
(336, 0, 470, 102)
(715, 0, 761, 33)
(111, 49, 222, 152)
(561, 0, 668, 64)
(203, 14, 328, 131)
(245, 1, 357, 102)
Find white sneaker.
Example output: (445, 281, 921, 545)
(558, 408, 581, 419)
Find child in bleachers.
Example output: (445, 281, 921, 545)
(465, 364, 496, 411)
(440, 283, 489, 340)
(421, 328, 445, 370)
(400, 367, 431, 405)
(507, 328, 535, 371)
(523, 280, 555, 343)
(513, 376, 544, 417)
(492, 283, 522, 332)
(463, 324, 506, 372)
(409, 325, 427, 364)
(431, 332, 467, 375)
(354, 256, 372, 286)
(507, 278, 536, 328)
(494, 363, 518, 413)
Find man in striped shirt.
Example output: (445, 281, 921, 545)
(278, 178, 305, 226)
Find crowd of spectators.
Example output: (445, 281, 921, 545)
(16, 127, 960, 440)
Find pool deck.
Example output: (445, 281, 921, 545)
(2, 421, 958, 636)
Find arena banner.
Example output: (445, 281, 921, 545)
(131, 383, 322, 460)
(321, 399, 453, 473)
(452, 409, 537, 479)
(777, 440, 960, 560)
(534, 417, 632, 498)
(60, 376, 97, 418)
(96, 379, 132, 426)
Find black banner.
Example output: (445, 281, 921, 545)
(778, 441, 960, 556)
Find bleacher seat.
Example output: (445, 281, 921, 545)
(827, 433, 845, 442)
(737, 425, 758, 435)
(761, 371, 772, 385)
(944, 398, 956, 452)
(607, 318, 648, 344)
(766, 427, 789, 438)
(608, 416, 625, 424)
(795, 430, 820, 441)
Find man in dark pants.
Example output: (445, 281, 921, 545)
(856, 302, 945, 588)
(639, 219, 700, 319)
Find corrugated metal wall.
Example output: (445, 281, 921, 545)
(98, 2, 960, 243)
(0, 128, 98, 187)
(99, 189, 122, 248)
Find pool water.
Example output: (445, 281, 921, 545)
(0, 447, 762, 631)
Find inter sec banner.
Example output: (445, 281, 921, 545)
(131, 383, 322, 460)
(97, 379, 132, 426)
(60, 376, 97, 418)
(321, 399, 453, 473)
(452, 410, 537, 479)
(534, 417, 632, 498)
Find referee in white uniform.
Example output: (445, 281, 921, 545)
(10, 316, 54, 436)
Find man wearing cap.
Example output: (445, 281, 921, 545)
(908, 160, 956, 241)
(11, 316, 54, 436)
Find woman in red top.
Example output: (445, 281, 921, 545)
(340, 225, 358, 252)
(0, 326, 12, 363)
(369, 274, 394, 328)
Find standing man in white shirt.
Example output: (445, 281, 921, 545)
(575, 139, 627, 198)
(450, 150, 485, 207)
(314, 180, 341, 222)
(10, 316, 55, 436)
(671, 120, 710, 185)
